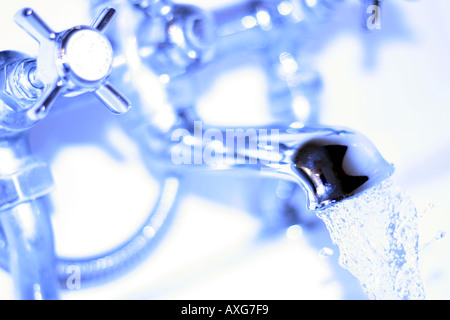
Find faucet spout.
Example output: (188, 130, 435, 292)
(147, 116, 394, 211)
(205, 122, 394, 210)
(288, 127, 394, 209)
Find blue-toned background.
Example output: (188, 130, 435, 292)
(0, 0, 449, 299)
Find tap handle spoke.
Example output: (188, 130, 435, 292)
(27, 79, 64, 121)
(14, 8, 56, 43)
(90, 7, 117, 33)
(94, 82, 131, 115)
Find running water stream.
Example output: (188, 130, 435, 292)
(315, 178, 426, 300)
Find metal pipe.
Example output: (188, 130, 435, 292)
(0, 198, 59, 300)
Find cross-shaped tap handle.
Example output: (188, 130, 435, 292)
(14, 7, 130, 121)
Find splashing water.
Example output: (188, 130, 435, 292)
(316, 178, 426, 300)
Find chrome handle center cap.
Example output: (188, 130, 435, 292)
(64, 29, 113, 82)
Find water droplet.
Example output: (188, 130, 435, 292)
(318, 247, 334, 258)
(286, 224, 303, 240)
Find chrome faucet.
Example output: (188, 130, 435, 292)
(0, 0, 395, 299)
(108, 0, 393, 208)
(158, 119, 394, 210)
(0, 7, 129, 299)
